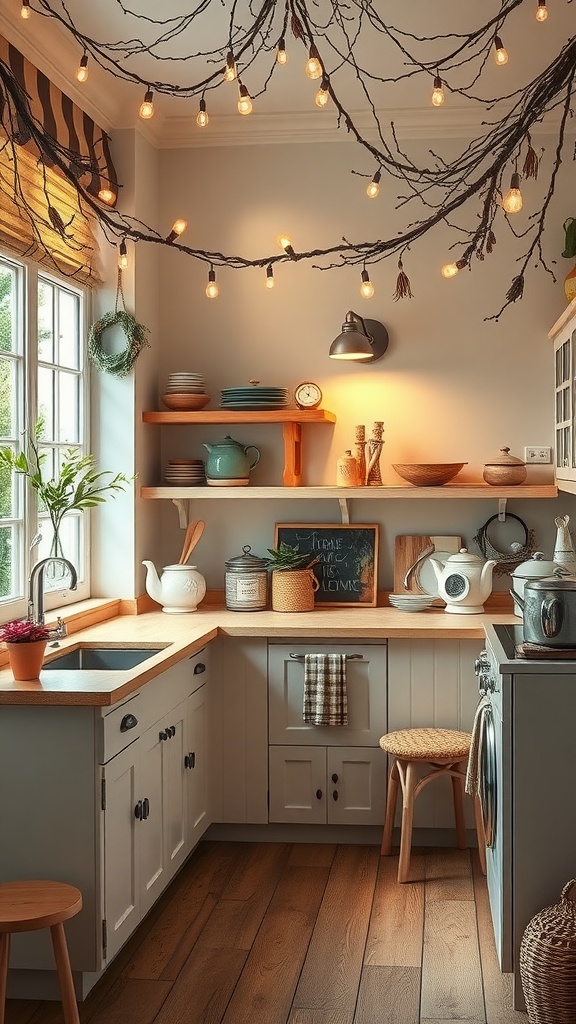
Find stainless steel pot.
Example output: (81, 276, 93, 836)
(515, 572, 576, 646)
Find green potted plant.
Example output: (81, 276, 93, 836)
(0, 419, 133, 563)
(265, 542, 320, 612)
(0, 618, 50, 680)
(562, 217, 576, 304)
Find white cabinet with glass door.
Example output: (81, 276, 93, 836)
(550, 300, 576, 483)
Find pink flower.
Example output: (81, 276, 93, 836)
(0, 619, 50, 644)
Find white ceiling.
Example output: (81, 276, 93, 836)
(1, 1, 574, 145)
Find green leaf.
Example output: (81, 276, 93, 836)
(563, 217, 576, 259)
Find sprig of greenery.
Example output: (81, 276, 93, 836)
(563, 218, 576, 260)
(265, 542, 319, 572)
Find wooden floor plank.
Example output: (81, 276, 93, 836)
(153, 947, 247, 1024)
(472, 854, 528, 1023)
(288, 1012, 352, 1024)
(421, 900, 485, 1021)
(78, 979, 172, 1024)
(425, 848, 475, 902)
(220, 842, 291, 900)
(5, 1002, 42, 1024)
(354, 965, 421, 1024)
(221, 865, 330, 1024)
(293, 846, 380, 1013)
(364, 853, 425, 967)
(287, 845, 337, 869)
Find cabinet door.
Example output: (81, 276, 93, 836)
(102, 742, 140, 962)
(327, 747, 386, 826)
(553, 321, 576, 481)
(268, 643, 387, 746)
(185, 684, 209, 849)
(137, 724, 167, 917)
(162, 701, 188, 881)
(269, 745, 326, 824)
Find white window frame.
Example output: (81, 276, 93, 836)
(0, 250, 91, 621)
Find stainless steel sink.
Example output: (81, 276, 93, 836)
(43, 646, 163, 671)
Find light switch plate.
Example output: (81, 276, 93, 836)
(524, 446, 552, 463)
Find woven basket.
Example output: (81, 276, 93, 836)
(520, 879, 576, 1023)
(271, 569, 319, 612)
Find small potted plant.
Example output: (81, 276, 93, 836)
(0, 619, 50, 680)
(562, 217, 576, 304)
(265, 542, 320, 612)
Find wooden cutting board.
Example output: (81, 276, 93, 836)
(394, 535, 462, 598)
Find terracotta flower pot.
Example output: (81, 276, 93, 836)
(6, 640, 47, 680)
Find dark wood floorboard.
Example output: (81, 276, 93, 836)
(5, 842, 528, 1024)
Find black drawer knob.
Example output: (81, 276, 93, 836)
(120, 713, 138, 732)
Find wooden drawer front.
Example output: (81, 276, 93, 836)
(138, 647, 210, 733)
(268, 643, 387, 746)
(99, 692, 143, 763)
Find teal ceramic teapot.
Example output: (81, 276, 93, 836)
(203, 435, 261, 484)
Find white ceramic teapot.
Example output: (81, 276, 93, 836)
(428, 548, 496, 614)
(142, 561, 206, 613)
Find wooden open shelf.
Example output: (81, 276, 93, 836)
(141, 483, 558, 500)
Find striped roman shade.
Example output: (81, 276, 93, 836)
(0, 35, 119, 283)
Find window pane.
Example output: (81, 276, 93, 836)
(37, 512, 82, 588)
(0, 524, 16, 599)
(58, 289, 80, 369)
(38, 366, 55, 441)
(58, 371, 80, 443)
(0, 357, 16, 438)
(0, 263, 16, 354)
(0, 457, 14, 517)
(38, 280, 54, 363)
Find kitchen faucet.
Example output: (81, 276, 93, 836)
(28, 557, 78, 639)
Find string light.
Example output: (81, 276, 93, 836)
(360, 268, 374, 298)
(224, 51, 237, 82)
(237, 83, 252, 115)
(276, 37, 287, 64)
(431, 75, 445, 106)
(118, 239, 128, 270)
(166, 219, 187, 243)
(139, 88, 154, 120)
(20, 0, 31, 19)
(75, 52, 88, 83)
(502, 172, 523, 213)
(441, 258, 468, 278)
(205, 266, 219, 298)
(196, 97, 208, 127)
(315, 76, 330, 107)
(265, 264, 275, 289)
(277, 234, 296, 258)
(536, 0, 548, 21)
(305, 45, 323, 80)
(366, 170, 381, 198)
(494, 35, 509, 65)
(97, 188, 116, 205)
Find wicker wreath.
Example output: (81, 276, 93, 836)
(88, 309, 149, 378)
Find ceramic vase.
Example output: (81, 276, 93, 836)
(6, 640, 47, 680)
(565, 263, 576, 305)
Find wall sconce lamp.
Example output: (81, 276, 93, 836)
(329, 310, 389, 362)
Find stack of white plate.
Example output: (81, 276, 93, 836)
(162, 372, 210, 411)
(388, 593, 436, 612)
(164, 459, 206, 485)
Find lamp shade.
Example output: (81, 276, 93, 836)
(329, 311, 389, 362)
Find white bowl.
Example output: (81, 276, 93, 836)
(388, 594, 435, 611)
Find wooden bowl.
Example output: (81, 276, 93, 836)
(161, 393, 211, 411)
(392, 462, 467, 486)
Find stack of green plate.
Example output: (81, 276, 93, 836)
(220, 385, 289, 410)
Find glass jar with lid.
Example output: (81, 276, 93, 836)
(225, 544, 268, 611)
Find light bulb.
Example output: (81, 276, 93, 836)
(502, 172, 523, 213)
(196, 98, 209, 127)
(224, 52, 237, 82)
(21, 0, 30, 18)
(206, 268, 219, 299)
(238, 83, 252, 115)
(98, 188, 116, 205)
(76, 53, 88, 83)
(494, 36, 508, 65)
(265, 264, 275, 289)
(536, 0, 548, 20)
(305, 46, 322, 80)
(166, 218, 187, 243)
(277, 233, 295, 258)
(139, 88, 154, 120)
(360, 269, 374, 298)
(431, 75, 445, 107)
(118, 240, 128, 270)
(441, 262, 459, 278)
(277, 38, 287, 64)
(315, 77, 330, 107)
(366, 170, 381, 198)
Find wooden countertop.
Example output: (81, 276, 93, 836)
(0, 604, 516, 706)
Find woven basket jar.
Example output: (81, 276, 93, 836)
(271, 569, 319, 612)
(520, 879, 576, 1023)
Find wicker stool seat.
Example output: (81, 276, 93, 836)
(379, 727, 486, 883)
(0, 880, 82, 1024)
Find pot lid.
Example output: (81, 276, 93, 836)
(525, 570, 576, 592)
(484, 446, 525, 466)
(444, 547, 485, 564)
(225, 544, 268, 571)
(511, 551, 560, 579)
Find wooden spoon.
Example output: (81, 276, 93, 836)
(182, 520, 205, 564)
(178, 520, 198, 565)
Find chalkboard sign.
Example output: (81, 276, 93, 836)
(274, 523, 379, 607)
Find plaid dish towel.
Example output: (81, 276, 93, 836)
(465, 694, 491, 796)
(303, 653, 348, 726)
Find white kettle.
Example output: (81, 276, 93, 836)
(142, 561, 206, 613)
(428, 548, 496, 614)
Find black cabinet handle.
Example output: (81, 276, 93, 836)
(169, 725, 176, 737)
(316, 789, 323, 800)
(184, 751, 196, 769)
(159, 729, 168, 741)
(332, 789, 339, 801)
(134, 800, 143, 820)
(193, 662, 206, 674)
(142, 797, 150, 819)
(331, 773, 339, 783)
(120, 713, 138, 732)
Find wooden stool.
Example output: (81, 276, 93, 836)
(0, 880, 82, 1024)
(379, 727, 487, 883)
